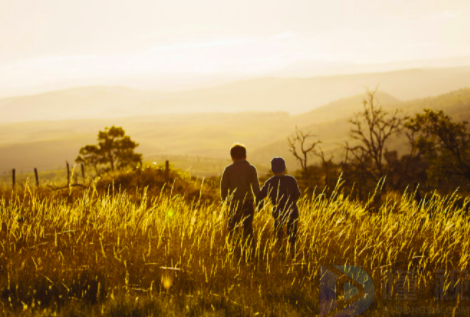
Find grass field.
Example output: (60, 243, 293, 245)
(0, 168, 469, 316)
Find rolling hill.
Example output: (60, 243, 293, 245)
(2, 87, 470, 179)
(2, 66, 470, 123)
(251, 88, 470, 168)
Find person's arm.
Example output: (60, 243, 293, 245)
(251, 166, 261, 199)
(220, 168, 230, 201)
(258, 180, 269, 201)
(256, 180, 269, 210)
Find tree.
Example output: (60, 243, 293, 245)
(406, 109, 470, 183)
(76, 145, 101, 175)
(345, 89, 407, 190)
(287, 126, 321, 182)
(76, 126, 142, 174)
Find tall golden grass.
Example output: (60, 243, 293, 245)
(0, 174, 469, 316)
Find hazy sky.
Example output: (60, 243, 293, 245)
(1, 0, 469, 95)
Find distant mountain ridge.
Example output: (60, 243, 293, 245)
(294, 91, 401, 126)
(2, 66, 470, 123)
(279, 55, 470, 77)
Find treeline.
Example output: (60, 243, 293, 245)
(288, 89, 470, 198)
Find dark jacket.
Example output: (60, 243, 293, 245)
(220, 160, 260, 202)
(258, 175, 301, 216)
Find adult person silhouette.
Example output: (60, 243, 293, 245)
(220, 143, 260, 252)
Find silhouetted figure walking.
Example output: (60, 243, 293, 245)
(258, 157, 301, 255)
(221, 143, 260, 253)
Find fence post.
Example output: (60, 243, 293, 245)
(165, 160, 170, 183)
(12, 169, 15, 189)
(34, 168, 39, 187)
(66, 161, 70, 185)
(81, 163, 85, 181)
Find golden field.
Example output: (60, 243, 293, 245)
(0, 168, 469, 316)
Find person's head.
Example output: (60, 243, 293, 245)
(231, 143, 247, 161)
(271, 157, 287, 176)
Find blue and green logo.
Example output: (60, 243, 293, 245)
(320, 265, 374, 317)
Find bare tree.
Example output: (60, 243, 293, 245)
(346, 89, 406, 185)
(287, 126, 321, 181)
